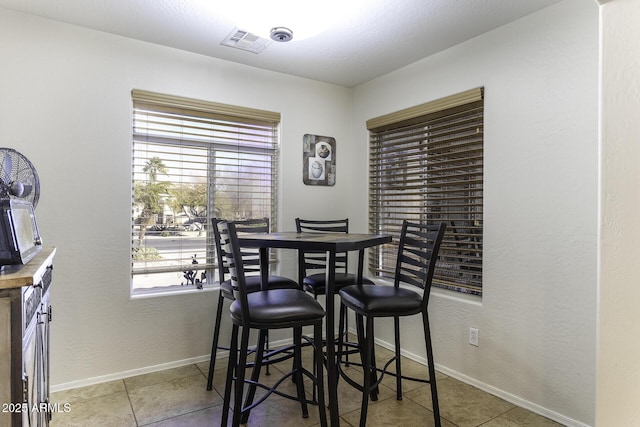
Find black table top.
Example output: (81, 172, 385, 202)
(238, 231, 392, 251)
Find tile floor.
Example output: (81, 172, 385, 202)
(49, 343, 564, 426)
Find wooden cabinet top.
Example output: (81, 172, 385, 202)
(0, 247, 56, 290)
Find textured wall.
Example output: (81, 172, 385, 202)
(598, 0, 640, 425)
(0, 0, 603, 425)
(353, 0, 598, 425)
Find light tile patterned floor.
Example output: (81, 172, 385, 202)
(49, 344, 564, 426)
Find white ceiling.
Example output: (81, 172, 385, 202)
(0, 0, 563, 87)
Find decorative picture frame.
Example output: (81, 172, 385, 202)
(303, 134, 336, 186)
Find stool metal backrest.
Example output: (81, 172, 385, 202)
(295, 218, 350, 278)
(394, 220, 446, 305)
(213, 217, 270, 283)
(218, 221, 251, 319)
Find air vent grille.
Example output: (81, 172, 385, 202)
(221, 28, 271, 53)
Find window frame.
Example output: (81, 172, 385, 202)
(367, 88, 484, 296)
(130, 90, 280, 295)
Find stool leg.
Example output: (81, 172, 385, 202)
(343, 303, 350, 366)
(265, 330, 270, 376)
(422, 310, 441, 427)
(221, 324, 238, 427)
(314, 322, 328, 427)
(355, 314, 379, 401)
(369, 331, 379, 402)
(207, 293, 225, 390)
(359, 316, 374, 427)
(293, 326, 309, 418)
(233, 326, 251, 427)
(309, 292, 319, 398)
(337, 302, 346, 370)
(394, 315, 403, 400)
(355, 314, 365, 361)
(240, 329, 267, 424)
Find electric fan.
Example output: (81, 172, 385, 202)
(0, 148, 40, 208)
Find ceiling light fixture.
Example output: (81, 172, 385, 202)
(215, 0, 369, 42)
(270, 27, 293, 42)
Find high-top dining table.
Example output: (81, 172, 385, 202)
(237, 231, 392, 426)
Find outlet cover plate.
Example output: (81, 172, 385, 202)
(469, 327, 479, 346)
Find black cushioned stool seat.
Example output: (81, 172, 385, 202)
(302, 272, 375, 295)
(339, 285, 422, 316)
(230, 288, 326, 327)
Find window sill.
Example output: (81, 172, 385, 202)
(431, 287, 482, 306)
(130, 283, 220, 300)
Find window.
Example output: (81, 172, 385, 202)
(131, 90, 279, 293)
(368, 88, 484, 295)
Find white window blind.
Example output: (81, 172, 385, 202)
(368, 88, 484, 295)
(131, 90, 279, 292)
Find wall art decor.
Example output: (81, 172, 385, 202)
(303, 134, 336, 186)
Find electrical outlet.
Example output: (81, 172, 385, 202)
(469, 327, 479, 346)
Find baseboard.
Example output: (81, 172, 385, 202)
(51, 335, 301, 393)
(51, 336, 297, 393)
(51, 354, 214, 393)
(371, 335, 591, 427)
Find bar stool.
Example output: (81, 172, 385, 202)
(295, 218, 375, 364)
(338, 220, 446, 427)
(217, 220, 327, 427)
(206, 217, 299, 390)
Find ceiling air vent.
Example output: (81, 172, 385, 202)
(221, 28, 271, 54)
